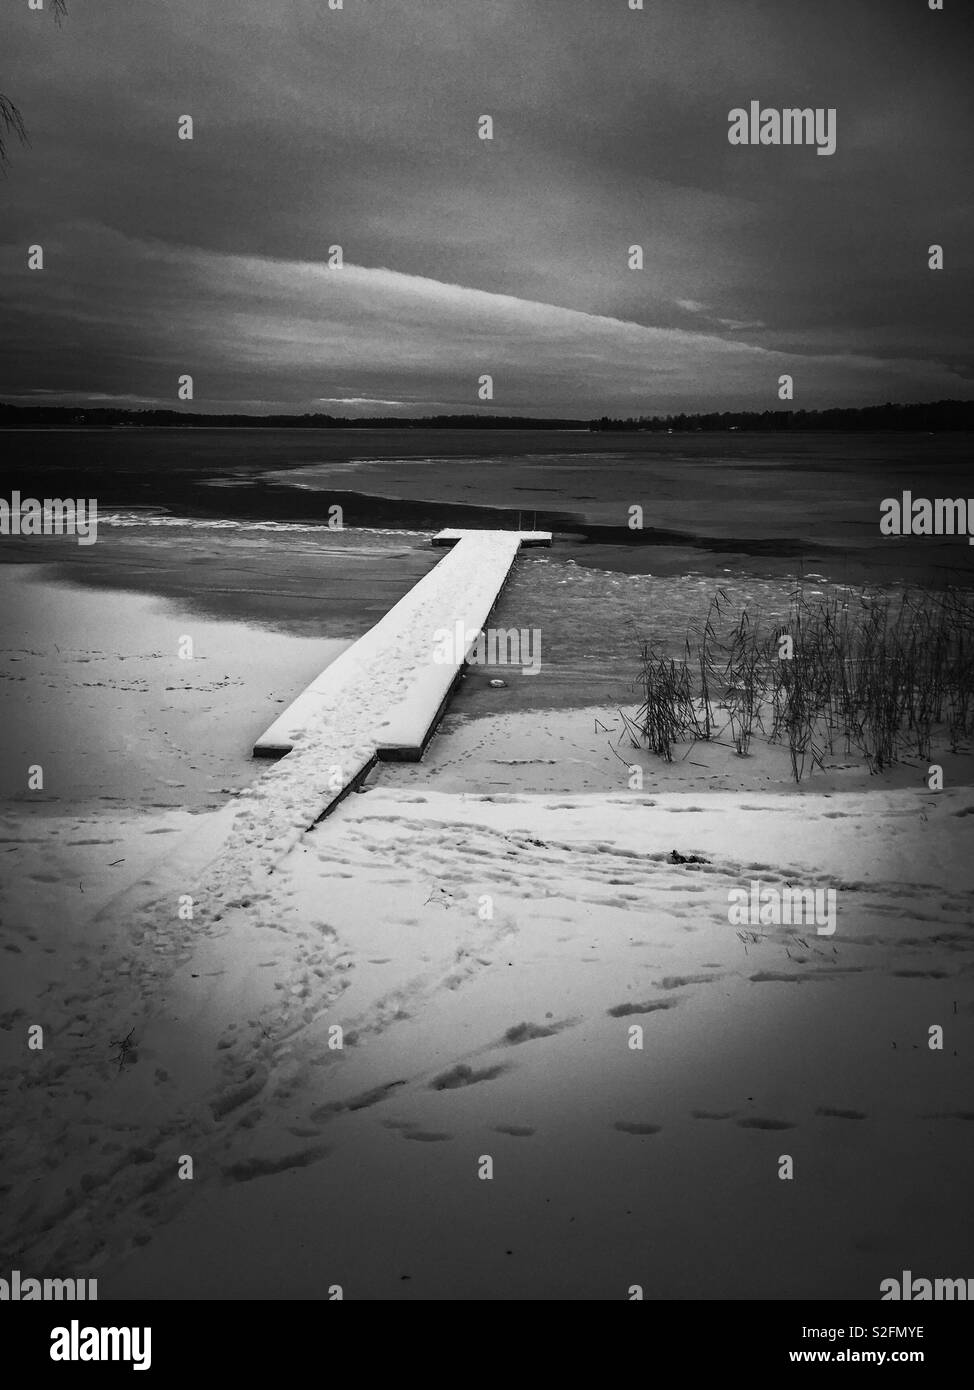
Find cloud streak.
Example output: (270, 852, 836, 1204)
(2, 223, 969, 415)
(1, 0, 971, 412)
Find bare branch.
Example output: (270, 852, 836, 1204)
(0, 95, 29, 169)
(0, 1, 66, 166)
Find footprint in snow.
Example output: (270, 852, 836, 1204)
(429, 1063, 508, 1090)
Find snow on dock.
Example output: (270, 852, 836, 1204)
(431, 528, 552, 548)
(176, 530, 551, 911)
(179, 528, 552, 898)
(253, 526, 550, 772)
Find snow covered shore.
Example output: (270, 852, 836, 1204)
(2, 765, 971, 1299)
(2, 557, 971, 1300)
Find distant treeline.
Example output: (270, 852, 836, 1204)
(590, 400, 974, 432)
(0, 405, 584, 430)
(1, 399, 972, 431)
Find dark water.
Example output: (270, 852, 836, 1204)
(4, 427, 973, 585)
(2, 428, 971, 712)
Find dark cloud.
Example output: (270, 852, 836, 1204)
(2, 0, 971, 414)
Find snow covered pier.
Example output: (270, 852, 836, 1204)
(251, 529, 550, 818)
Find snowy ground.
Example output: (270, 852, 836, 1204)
(2, 558, 971, 1300)
(2, 770, 971, 1299)
(0, 565, 351, 810)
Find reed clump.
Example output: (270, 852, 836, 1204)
(635, 586, 974, 781)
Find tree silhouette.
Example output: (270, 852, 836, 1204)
(0, 0, 67, 168)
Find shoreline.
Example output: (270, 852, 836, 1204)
(4, 562, 969, 815)
(2, 523, 971, 1300)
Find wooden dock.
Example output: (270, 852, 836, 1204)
(253, 531, 551, 795)
(174, 529, 552, 904)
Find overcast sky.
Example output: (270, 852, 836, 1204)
(1, 0, 971, 416)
